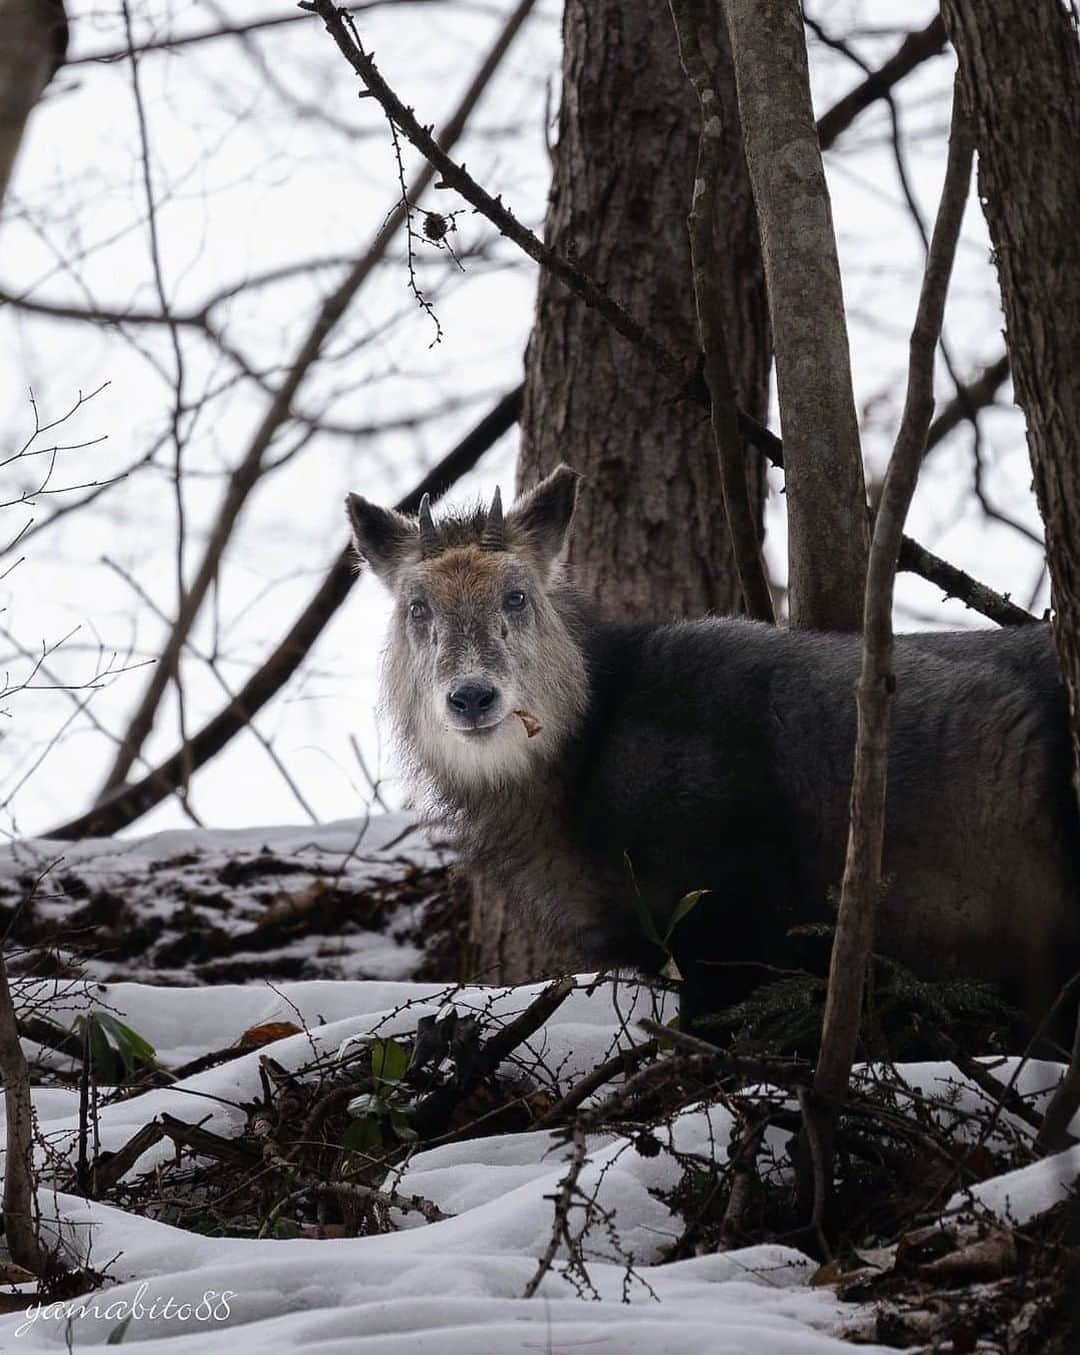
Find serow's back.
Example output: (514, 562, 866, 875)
(573, 619, 1078, 1034)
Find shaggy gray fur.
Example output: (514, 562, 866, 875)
(347, 468, 1079, 1027)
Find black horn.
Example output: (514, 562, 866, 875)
(418, 493, 438, 559)
(481, 486, 505, 552)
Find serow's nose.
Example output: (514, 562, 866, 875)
(447, 680, 497, 722)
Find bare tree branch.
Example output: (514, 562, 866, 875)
(806, 83, 974, 1216)
(815, 15, 947, 150)
(68, 0, 437, 67)
(94, 0, 539, 801)
(45, 385, 523, 839)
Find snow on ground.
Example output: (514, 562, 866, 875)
(1, 974, 890, 1354)
(0, 814, 451, 985)
(2, 815, 1080, 1351)
(2, 974, 1078, 1351)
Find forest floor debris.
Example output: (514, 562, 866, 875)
(1, 816, 1079, 1351)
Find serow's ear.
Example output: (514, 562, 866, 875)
(507, 464, 580, 573)
(345, 494, 416, 585)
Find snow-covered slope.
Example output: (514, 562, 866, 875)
(0, 815, 450, 985)
(2, 816, 1078, 1352)
(1, 974, 888, 1354)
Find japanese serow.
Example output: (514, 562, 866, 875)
(346, 466, 1080, 1033)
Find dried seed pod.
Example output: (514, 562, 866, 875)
(423, 212, 449, 241)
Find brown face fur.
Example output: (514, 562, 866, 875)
(346, 467, 588, 796)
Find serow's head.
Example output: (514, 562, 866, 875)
(346, 465, 586, 789)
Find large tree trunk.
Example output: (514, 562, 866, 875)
(941, 0, 1080, 773)
(0, 0, 67, 207)
(941, 0, 1080, 1140)
(472, 0, 770, 983)
(517, 0, 770, 621)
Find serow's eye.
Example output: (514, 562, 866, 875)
(503, 589, 527, 612)
(409, 599, 430, 621)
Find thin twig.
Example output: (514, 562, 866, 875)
(807, 82, 974, 1218)
(94, 0, 538, 800)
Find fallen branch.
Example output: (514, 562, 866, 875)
(523, 1120, 589, 1298)
(89, 1120, 166, 1194)
(718, 1116, 767, 1251)
(537, 1039, 660, 1128)
(411, 976, 576, 1138)
(636, 1018, 813, 1088)
(157, 1112, 261, 1169)
(17, 1014, 84, 1061)
(915, 1019, 1056, 1142)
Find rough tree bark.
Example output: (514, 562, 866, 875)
(720, 0, 869, 631)
(516, 0, 770, 622)
(0, 0, 67, 206)
(939, 2, 1080, 779)
(473, 0, 771, 982)
(670, 0, 775, 624)
(939, 0, 1080, 1146)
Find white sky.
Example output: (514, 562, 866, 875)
(0, 0, 1046, 839)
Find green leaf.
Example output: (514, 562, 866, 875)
(663, 889, 708, 945)
(107, 1315, 133, 1345)
(624, 852, 664, 949)
(94, 1012, 158, 1069)
(74, 1012, 157, 1082)
(370, 1038, 409, 1086)
(342, 1116, 384, 1152)
(74, 1014, 119, 1084)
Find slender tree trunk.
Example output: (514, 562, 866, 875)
(0, 956, 44, 1272)
(472, 0, 770, 984)
(0, 0, 64, 1278)
(804, 92, 972, 1222)
(720, 0, 869, 631)
(517, 0, 770, 621)
(940, 0, 1080, 1143)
